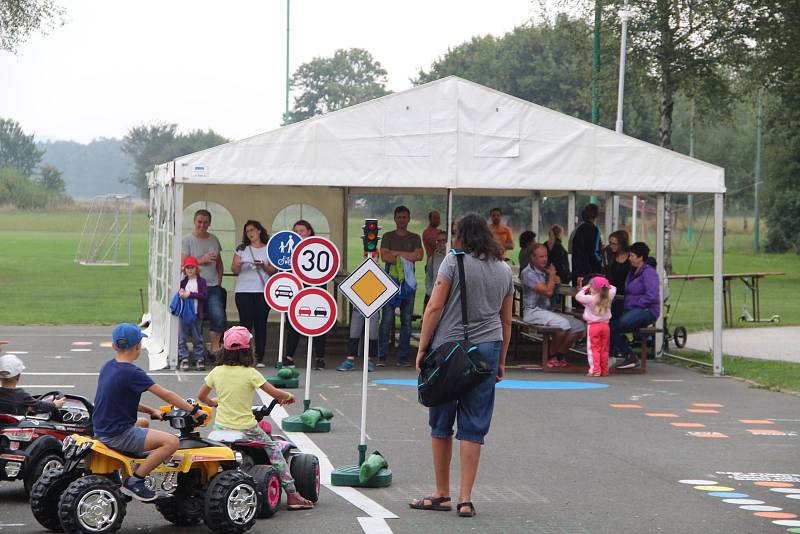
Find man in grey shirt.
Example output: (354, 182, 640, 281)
(181, 209, 225, 355)
(521, 244, 585, 367)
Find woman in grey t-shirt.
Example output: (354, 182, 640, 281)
(410, 213, 514, 518)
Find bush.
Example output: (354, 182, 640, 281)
(0, 166, 53, 209)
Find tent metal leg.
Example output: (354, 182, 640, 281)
(713, 193, 724, 376)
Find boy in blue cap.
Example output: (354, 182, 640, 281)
(93, 323, 200, 501)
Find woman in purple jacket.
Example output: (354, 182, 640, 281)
(611, 242, 660, 369)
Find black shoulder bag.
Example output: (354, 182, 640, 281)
(417, 252, 493, 407)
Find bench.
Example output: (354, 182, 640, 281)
(619, 326, 662, 374)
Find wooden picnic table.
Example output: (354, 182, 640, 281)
(667, 271, 785, 326)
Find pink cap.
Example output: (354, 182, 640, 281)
(223, 326, 252, 350)
(591, 276, 611, 290)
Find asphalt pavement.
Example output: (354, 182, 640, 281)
(1, 325, 799, 534)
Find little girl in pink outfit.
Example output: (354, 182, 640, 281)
(575, 276, 617, 376)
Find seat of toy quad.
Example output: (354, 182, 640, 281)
(107, 447, 151, 459)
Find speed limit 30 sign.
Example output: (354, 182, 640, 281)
(291, 236, 341, 286)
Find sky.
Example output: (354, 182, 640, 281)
(2, 0, 541, 144)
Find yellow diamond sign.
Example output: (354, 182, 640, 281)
(351, 270, 386, 306)
(338, 257, 400, 318)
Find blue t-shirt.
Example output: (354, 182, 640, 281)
(93, 359, 155, 438)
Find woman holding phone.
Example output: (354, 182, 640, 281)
(231, 220, 276, 367)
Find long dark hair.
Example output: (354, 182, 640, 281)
(217, 347, 255, 367)
(609, 229, 630, 253)
(237, 220, 268, 251)
(292, 219, 315, 236)
(455, 213, 503, 261)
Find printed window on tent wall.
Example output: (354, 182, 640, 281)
(181, 201, 237, 265)
(271, 204, 330, 239)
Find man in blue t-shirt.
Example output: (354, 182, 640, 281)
(94, 323, 199, 502)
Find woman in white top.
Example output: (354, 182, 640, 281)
(231, 220, 277, 367)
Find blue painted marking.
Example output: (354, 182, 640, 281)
(372, 379, 609, 390)
(708, 492, 749, 498)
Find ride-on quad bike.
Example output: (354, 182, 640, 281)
(207, 399, 321, 518)
(30, 402, 259, 534)
(0, 390, 93, 494)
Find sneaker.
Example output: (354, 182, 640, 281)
(194, 360, 205, 371)
(368, 360, 375, 372)
(556, 360, 569, 367)
(284, 357, 296, 369)
(286, 491, 314, 510)
(337, 359, 355, 371)
(376, 360, 386, 367)
(313, 358, 326, 370)
(179, 359, 189, 371)
(546, 357, 559, 368)
(255, 362, 266, 368)
(122, 476, 156, 502)
(616, 357, 639, 369)
(396, 360, 412, 367)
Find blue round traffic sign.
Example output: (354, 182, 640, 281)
(267, 231, 302, 271)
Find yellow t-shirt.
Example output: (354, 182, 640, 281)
(204, 365, 266, 430)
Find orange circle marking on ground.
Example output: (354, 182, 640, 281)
(671, 422, 706, 428)
(747, 429, 785, 435)
(610, 404, 642, 408)
(739, 419, 774, 424)
(755, 482, 795, 488)
(646, 413, 679, 417)
(687, 409, 720, 413)
(754, 512, 798, 519)
(691, 403, 724, 407)
(689, 432, 729, 438)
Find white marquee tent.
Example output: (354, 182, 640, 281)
(145, 76, 725, 374)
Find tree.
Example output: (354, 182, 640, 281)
(0, 0, 66, 53)
(121, 123, 229, 197)
(287, 48, 390, 124)
(0, 117, 44, 177)
(37, 163, 65, 194)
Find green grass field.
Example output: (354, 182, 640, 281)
(0, 210, 797, 331)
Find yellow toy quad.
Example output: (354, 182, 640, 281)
(29, 403, 259, 534)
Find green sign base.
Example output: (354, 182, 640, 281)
(280, 415, 331, 433)
(330, 465, 392, 487)
(266, 376, 299, 389)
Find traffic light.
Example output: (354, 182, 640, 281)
(362, 219, 381, 257)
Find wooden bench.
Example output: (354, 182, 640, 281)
(511, 317, 562, 370)
(618, 326, 662, 374)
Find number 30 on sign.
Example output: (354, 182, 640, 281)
(290, 236, 341, 286)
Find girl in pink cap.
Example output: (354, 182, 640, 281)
(575, 277, 617, 377)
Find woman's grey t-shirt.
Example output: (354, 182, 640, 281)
(430, 252, 514, 348)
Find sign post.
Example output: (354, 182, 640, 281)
(263, 272, 303, 388)
(331, 256, 398, 487)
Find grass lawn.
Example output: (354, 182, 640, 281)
(666, 349, 800, 397)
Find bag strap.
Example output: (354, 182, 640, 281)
(455, 252, 470, 342)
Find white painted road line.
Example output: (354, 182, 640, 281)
(70, 349, 92, 352)
(24, 385, 75, 389)
(257, 390, 397, 532)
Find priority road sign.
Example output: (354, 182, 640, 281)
(264, 272, 303, 312)
(291, 236, 341, 286)
(338, 257, 399, 318)
(288, 287, 338, 337)
(267, 230, 301, 271)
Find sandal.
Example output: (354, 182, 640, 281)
(409, 495, 452, 511)
(457, 501, 476, 517)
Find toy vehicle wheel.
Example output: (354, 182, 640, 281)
(155, 492, 204, 526)
(58, 475, 127, 534)
(290, 453, 320, 503)
(30, 467, 81, 532)
(24, 452, 64, 495)
(673, 326, 687, 348)
(249, 465, 282, 518)
(203, 470, 258, 533)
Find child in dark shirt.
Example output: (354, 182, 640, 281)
(0, 348, 65, 415)
(93, 323, 200, 502)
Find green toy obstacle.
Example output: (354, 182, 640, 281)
(281, 400, 332, 433)
(331, 445, 392, 487)
(266, 366, 299, 389)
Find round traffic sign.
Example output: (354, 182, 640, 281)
(264, 272, 303, 312)
(288, 287, 338, 337)
(266, 230, 302, 271)
(290, 236, 341, 286)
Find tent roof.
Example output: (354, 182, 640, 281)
(160, 76, 724, 194)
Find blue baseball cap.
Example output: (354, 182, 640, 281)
(112, 323, 147, 350)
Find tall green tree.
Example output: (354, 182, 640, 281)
(37, 163, 65, 194)
(0, 117, 44, 177)
(0, 0, 65, 53)
(287, 48, 390, 124)
(121, 123, 229, 197)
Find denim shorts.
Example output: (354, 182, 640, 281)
(206, 285, 227, 333)
(428, 340, 501, 445)
(98, 426, 149, 454)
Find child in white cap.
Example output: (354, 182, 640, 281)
(0, 343, 65, 415)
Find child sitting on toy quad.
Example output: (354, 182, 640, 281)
(198, 326, 314, 510)
(0, 347, 65, 415)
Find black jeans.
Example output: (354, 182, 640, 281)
(285, 323, 326, 360)
(235, 292, 270, 362)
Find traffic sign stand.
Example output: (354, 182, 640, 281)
(264, 273, 304, 389)
(266, 313, 299, 389)
(281, 286, 338, 434)
(331, 257, 397, 487)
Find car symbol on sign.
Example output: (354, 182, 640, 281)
(275, 285, 293, 298)
(314, 307, 327, 317)
(298, 306, 312, 317)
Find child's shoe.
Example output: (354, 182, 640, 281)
(121, 476, 157, 502)
(337, 359, 355, 371)
(179, 359, 189, 371)
(546, 357, 559, 368)
(286, 491, 314, 510)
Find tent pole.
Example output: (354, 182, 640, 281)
(632, 195, 638, 241)
(169, 182, 184, 370)
(713, 193, 724, 376)
(446, 189, 454, 249)
(612, 194, 620, 230)
(531, 191, 540, 238)
(655, 194, 665, 357)
(342, 187, 349, 273)
(604, 192, 613, 239)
